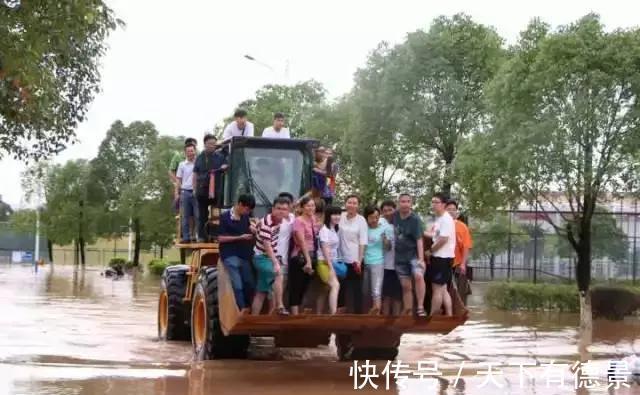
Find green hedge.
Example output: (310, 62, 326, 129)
(108, 257, 126, 269)
(148, 258, 170, 276)
(485, 282, 580, 312)
(108, 257, 138, 271)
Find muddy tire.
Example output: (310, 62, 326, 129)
(335, 334, 399, 361)
(158, 265, 191, 341)
(191, 266, 249, 360)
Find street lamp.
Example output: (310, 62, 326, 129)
(243, 54, 289, 84)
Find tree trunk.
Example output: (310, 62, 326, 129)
(133, 217, 141, 267)
(160, 246, 164, 259)
(489, 254, 495, 280)
(442, 153, 454, 196)
(78, 199, 84, 265)
(79, 237, 86, 266)
(73, 239, 79, 266)
(47, 239, 53, 263)
(576, 237, 592, 352)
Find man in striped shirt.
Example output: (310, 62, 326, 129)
(251, 197, 291, 315)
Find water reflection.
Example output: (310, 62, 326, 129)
(0, 265, 637, 395)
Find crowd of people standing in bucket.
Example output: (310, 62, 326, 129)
(219, 190, 473, 318)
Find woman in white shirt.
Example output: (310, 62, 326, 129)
(315, 206, 345, 314)
(338, 195, 368, 313)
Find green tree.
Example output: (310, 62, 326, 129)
(340, 43, 411, 203)
(472, 214, 529, 279)
(0, 1, 120, 159)
(458, 15, 640, 325)
(0, 195, 12, 221)
(137, 135, 182, 257)
(391, 14, 505, 198)
(45, 159, 98, 265)
(234, 80, 327, 138)
(91, 120, 159, 265)
(547, 210, 629, 262)
(8, 208, 37, 234)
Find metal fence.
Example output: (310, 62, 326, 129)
(51, 247, 180, 266)
(467, 204, 639, 284)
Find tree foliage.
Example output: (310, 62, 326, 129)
(458, 14, 640, 293)
(472, 214, 529, 259)
(547, 210, 629, 262)
(0, 195, 12, 221)
(391, 14, 505, 197)
(0, 0, 121, 159)
(136, 135, 182, 250)
(90, 120, 159, 265)
(235, 80, 327, 138)
(8, 208, 36, 234)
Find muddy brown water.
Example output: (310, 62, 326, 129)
(0, 265, 637, 395)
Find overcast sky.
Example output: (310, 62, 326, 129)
(1, 0, 637, 209)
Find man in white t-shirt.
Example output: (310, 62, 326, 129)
(425, 192, 456, 316)
(223, 109, 254, 140)
(175, 143, 198, 243)
(262, 112, 291, 139)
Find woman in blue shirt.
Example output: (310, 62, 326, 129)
(363, 205, 392, 315)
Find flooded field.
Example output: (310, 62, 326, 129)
(0, 264, 637, 395)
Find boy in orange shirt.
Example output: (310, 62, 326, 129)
(445, 200, 473, 304)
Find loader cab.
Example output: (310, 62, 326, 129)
(223, 137, 319, 218)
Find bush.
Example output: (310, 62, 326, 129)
(485, 282, 580, 312)
(108, 257, 126, 269)
(124, 260, 138, 270)
(148, 258, 169, 276)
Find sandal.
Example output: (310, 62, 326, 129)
(401, 308, 413, 316)
(275, 307, 290, 316)
(416, 308, 427, 317)
(368, 307, 381, 315)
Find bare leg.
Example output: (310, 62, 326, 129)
(316, 292, 326, 314)
(392, 299, 402, 316)
(251, 292, 266, 315)
(328, 273, 340, 314)
(413, 272, 426, 312)
(382, 297, 391, 316)
(273, 273, 284, 309)
(400, 277, 413, 314)
(290, 306, 299, 315)
(442, 286, 453, 316)
(430, 284, 444, 316)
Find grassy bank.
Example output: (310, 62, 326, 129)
(485, 282, 640, 312)
(485, 282, 580, 312)
(52, 237, 181, 266)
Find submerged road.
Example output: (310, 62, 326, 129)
(0, 264, 637, 394)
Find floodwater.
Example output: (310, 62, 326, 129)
(0, 264, 638, 395)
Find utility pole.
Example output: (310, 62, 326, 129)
(533, 202, 538, 284)
(127, 217, 133, 262)
(633, 198, 638, 285)
(34, 182, 42, 273)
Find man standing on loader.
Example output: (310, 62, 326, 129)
(193, 134, 227, 242)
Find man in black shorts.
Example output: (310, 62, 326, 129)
(425, 192, 456, 316)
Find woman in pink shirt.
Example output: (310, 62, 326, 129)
(288, 196, 317, 315)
